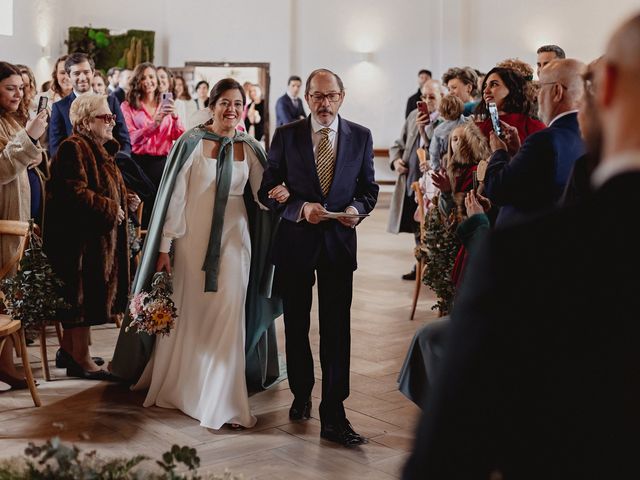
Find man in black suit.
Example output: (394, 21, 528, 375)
(484, 58, 586, 227)
(405, 69, 431, 119)
(403, 13, 640, 478)
(275, 75, 306, 126)
(259, 69, 378, 446)
(111, 68, 132, 104)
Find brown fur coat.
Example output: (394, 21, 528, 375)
(44, 134, 130, 326)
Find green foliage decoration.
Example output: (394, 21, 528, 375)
(421, 200, 460, 316)
(0, 438, 241, 479)
(1, 220, 69, 331)
(66, 27, 155, 73)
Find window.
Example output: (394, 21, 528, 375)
(0, 0, 13, 36)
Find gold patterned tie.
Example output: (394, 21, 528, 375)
(316, 127, 335, 196)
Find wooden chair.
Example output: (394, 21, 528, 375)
(0, 220, 42, 407)
(410, 181, 427, 320)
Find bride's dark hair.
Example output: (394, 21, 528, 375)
(208, 78, 246, 108)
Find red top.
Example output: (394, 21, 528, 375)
(477, 112, 546, 144)
(121, 101, 185, 156)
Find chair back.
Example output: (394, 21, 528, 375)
(0, 220, 30, 281)
(411, 182, 426, 239)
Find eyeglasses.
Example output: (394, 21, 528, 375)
(538, 81, 568, 90)
(94, 114, 117, 123)
(309, 92, 342, 103)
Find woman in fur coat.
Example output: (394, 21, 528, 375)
(44, 94, 129, 380)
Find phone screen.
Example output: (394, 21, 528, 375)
(416, 101, 431, 124)
(472, 171, 478, 191)
(37, 96, 48, 114)
(488, 102, 502, 137)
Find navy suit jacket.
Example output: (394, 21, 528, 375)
(259, 116, 379, 271)
(403, 172, 640, 479)
(275, 94, 306, 126)
(48, 92, 131, 160)
(484, 112, 585, 227)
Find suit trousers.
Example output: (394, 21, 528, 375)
(277, 243, 353, 424)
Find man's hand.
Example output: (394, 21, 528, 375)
(338, 206, 359, 228)
(430, 169, 452, 193)
(303, 202, 329, 224)
(156, 252, 171, 274)
(393, 159, 408, 175)
(268, 185, 290, 204)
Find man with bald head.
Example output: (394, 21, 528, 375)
(484, 58, 586, 226)
(403, 13, 640, 479)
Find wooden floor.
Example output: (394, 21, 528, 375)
(0, 199, 440, 479)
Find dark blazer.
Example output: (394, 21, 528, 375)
(258, 116, 379, 271)
(275, 94, 306, 126)
(405, 89, 422, 119)
(484, 112, 585, 227)
(49, 92, 131, 160)
(403, 172, 640, 479)
(112, 87, 125, 105)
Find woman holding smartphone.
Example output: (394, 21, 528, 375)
(475, 67, 544, 143)
(120, 63, 185, 225)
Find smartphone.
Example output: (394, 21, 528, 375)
(488, 102, 502, 138)
(416, 101, 431, 124)
(37, 96, 48, 114)
(472, 171, 478, 192)
(161, 92, 173, 107)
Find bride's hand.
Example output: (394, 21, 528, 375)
(156, 252, 172, 274)
(268, 185, 290, 204)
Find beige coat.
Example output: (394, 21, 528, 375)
(0, 115, 44, 274)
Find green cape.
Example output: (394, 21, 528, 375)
(111, 125, 282, 391)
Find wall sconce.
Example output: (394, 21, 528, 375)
(357, 51, 374, 63)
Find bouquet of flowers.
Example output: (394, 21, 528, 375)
(126, 272, 177, 336)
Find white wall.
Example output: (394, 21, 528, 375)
(0, 0, 62, 88)
(2, 0, 639, 147)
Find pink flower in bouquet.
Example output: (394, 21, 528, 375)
(129, 292, 149, 317)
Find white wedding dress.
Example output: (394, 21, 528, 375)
(134, 140, 264, 429)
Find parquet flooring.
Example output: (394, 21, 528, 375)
(0, 199, 440, 479)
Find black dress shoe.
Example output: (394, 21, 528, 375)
(402, 267, 416, 281)
(55, 348, 104, 368)
(289, 398, 312, 420)
(321, 420, 367, 447)
(66, 364, 116, 381)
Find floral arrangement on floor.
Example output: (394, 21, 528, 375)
(126, 272, 177, 336)
(0, 438, 242, 479)
(0, 220, 69, 331)
(421, 201, 460, 316)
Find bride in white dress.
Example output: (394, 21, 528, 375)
(132, 79, 287, 429)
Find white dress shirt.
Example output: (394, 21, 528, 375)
(310, 115, 339, 161)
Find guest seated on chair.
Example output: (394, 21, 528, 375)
(44, 94, 130, 380)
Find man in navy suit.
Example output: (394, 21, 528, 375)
(275, 75, 306, 126)
(484, 58, 586, 227)
(259, 69, 378, 446)
(403, 14, 640, 477)
(48, 53, 154, 204)
(49, 53, 131, 159)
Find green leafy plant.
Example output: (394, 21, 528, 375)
(0, 220, 69, 331)
(0, 438, 241, 479)
(422, 202, 460, 316)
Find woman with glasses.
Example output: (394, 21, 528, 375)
(44, 94, 130, 380)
